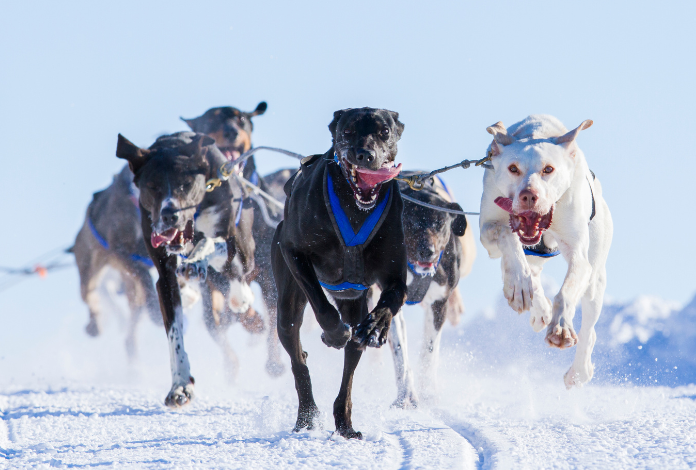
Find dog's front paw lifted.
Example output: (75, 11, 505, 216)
(503, 260, 533, 313)
(164, 377, 195, 408)
(177, 260, 207, 282)
(352, 307, 393, 350)
(321, 322, 352, 349)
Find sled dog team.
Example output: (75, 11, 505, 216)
(75, 104, 612, 438)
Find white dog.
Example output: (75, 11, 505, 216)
(479, 115, 613, 388)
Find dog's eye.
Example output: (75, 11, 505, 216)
(344, 128, 352, 135)
(508, 165, 519, 174)
(381, 128, 390, 136)
(239, 116, 246, 123)
(544, 166, 554, 174)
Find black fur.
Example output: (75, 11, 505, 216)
(272, 108, 407, 438)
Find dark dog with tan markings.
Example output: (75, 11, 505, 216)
(272, 108, 407, 439)
(116, 131, 253, 407)
(182, 102, 292, 376)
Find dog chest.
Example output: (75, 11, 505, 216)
(315, 164, 394, 292)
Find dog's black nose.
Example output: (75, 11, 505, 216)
(355, 148, 375, 163)
(418, 246, 435, 260)
(161, 208, 179, 225)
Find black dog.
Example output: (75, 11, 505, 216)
(272, 108, 407, 439)
(116, 131, 252, 407)
(369, 174, 476, 407)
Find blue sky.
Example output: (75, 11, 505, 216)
(1, 0, 694, 335)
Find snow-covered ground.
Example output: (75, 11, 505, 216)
(2, 277, 696, 469)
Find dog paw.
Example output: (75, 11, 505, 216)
(335, 427, 363, 440)
(391, 389, 419, 410)
(293, 406, 322, 432)
(164, 379, 195, 408)
(237, 307, 265, 334)
(545, 318, 578, 349)
(503, 262, 533, 313)
(563, 362, 594, 389)
(265, 360, 286, 378)
(352, 307, 393, 350)
(177, 260, 207, 282)
(85, 318, 100, 337)
(529, 296, 553, 333)
(321, 322, 352, 349)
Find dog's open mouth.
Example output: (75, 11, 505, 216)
(495, 197, 553, 246)
(220, 146, 242, 162)
(151, 220, 195, 250)
(340, 158, 402, 209)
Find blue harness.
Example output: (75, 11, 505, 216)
(523, 245, 560, 258)
(88, 217, 155, 268)
(318, 170, 391, 292)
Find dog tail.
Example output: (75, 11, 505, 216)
(446, 288, 465, 326)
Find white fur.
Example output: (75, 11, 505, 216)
(374, 280, 451, 407)
(418, 281, 449, 402)
(166, 304, 194, 403)
(194, 207, 221, 238)
(479, 115, 613, 389)
(228, 279, 254, 314)
(180, 236, 228, 276)
(179, 282, 201, 309)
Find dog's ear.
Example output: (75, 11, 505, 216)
(181, 134, 214, 159)
(447, 203, 468, 236)
(329, 109, 347, 139)
(555, 119, 593, 146)
(486, 121, 515, 156)
(116, 134, 151, 174)
(250, 101, 267, 117)
(389, 111, 405, 140)
(180, 115, 203, 132)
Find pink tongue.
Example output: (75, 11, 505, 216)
(355, 163, 402, 189)
(494, 197, 513, 213)
(151, 228, 178, 248)
(223, 150, 239, 161)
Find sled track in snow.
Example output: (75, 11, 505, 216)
(436, 409, 498, 470)
(382, 409, 483, 470)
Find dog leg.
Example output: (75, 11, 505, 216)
(280, 246, 351, 349)
(333, 341, 364, 439)
(388, 312, 418, 409)
(545, 242, 592, 350)
(119, 260, 157, 360)
(259, 272, 285, 377)
(332, 296, 367, 439)
(419, 296, 447, 405)
(565, 270, 605, 389)
(79, 256, 108, 337)
(153, 259, 195, 408)
(527, 257, 552, 333)
(122, 275, 144, 361)
(482, 221, 533, 313)
(273, 235, 320, 432)
(202, 274, 239, 382)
